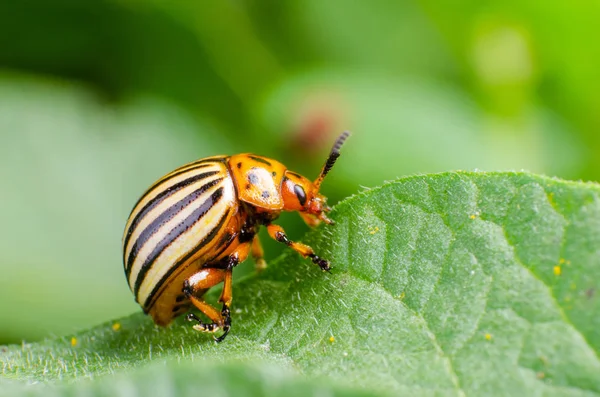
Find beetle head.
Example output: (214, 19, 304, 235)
(281, 131, 350, 227)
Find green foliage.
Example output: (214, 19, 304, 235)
(2, 173, 599, 396)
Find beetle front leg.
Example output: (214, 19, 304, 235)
(266, 223, 330, 271)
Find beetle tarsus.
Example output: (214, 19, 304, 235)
(221, 305, 231, 325)
(186, 312, 212, 330)
(186, 312, 222, 334)
(274, 231, 291, 245)
(214, 326, 230, 343)
(195, 322, 220, 333)
(186, 306, 232, 342)
(214, 304, 232, 343)
(186, 312, 201, 323)
(309, 254, 331, 271)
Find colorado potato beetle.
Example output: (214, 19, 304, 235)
(122, 131, 350, 342)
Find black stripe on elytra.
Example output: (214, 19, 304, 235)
(125, 161, 216, 228)
(125, 156, 227, 221)
(143, 207, 231, 309)
(134, 187, 225, 297)
(248, 155, 272, 166)
(123, 169, 220, 267)
(126, 179, 223, 279)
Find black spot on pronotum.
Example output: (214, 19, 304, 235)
(172, 305, 183, 313)
(272, 171, 276, 176)
(248, 172, 259, 185)
(262, 191, 270, 199)
(294, 184, 307, 206)
(175, 295, 185, 303)
(237, 162, 242, 169)
(248, 156, 272, 166)
(245, 184, 251, 190)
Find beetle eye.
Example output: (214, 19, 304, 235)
(293, 184, 307, 206)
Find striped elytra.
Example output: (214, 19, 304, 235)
(122, 131, 350, 342)
(123, 157, 237, 323)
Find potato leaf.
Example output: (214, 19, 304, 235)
(2, 172, 599, 396)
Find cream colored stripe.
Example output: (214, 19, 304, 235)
(127, 181, 223, 290)
(123, 170, 223, 264)
(123, 162, 223, 243)
(136, 181, 236, 304)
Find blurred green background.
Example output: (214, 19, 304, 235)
(1, 0, 598, 345)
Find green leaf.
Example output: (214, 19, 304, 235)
(0, 361, 377, 397)
(2, 172, 600, 396)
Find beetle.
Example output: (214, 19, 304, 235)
(122, 131, 350, 342)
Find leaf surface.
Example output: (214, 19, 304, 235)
(2, 172, 599, 396)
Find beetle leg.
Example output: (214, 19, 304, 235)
(215, 269, 233, 343)
(184, 243, 252, 342)
(266, 223, 330, 271)
(215, 244, 251, 342)
(251, 234, 267, 272)
(217, 244, 249, 306)
(183, 268, 227, 338)
(213, 257, 235, 343)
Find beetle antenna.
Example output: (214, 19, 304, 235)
(314, 131, 351, 190)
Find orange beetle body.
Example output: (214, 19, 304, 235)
(122, 132, 350, 342)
